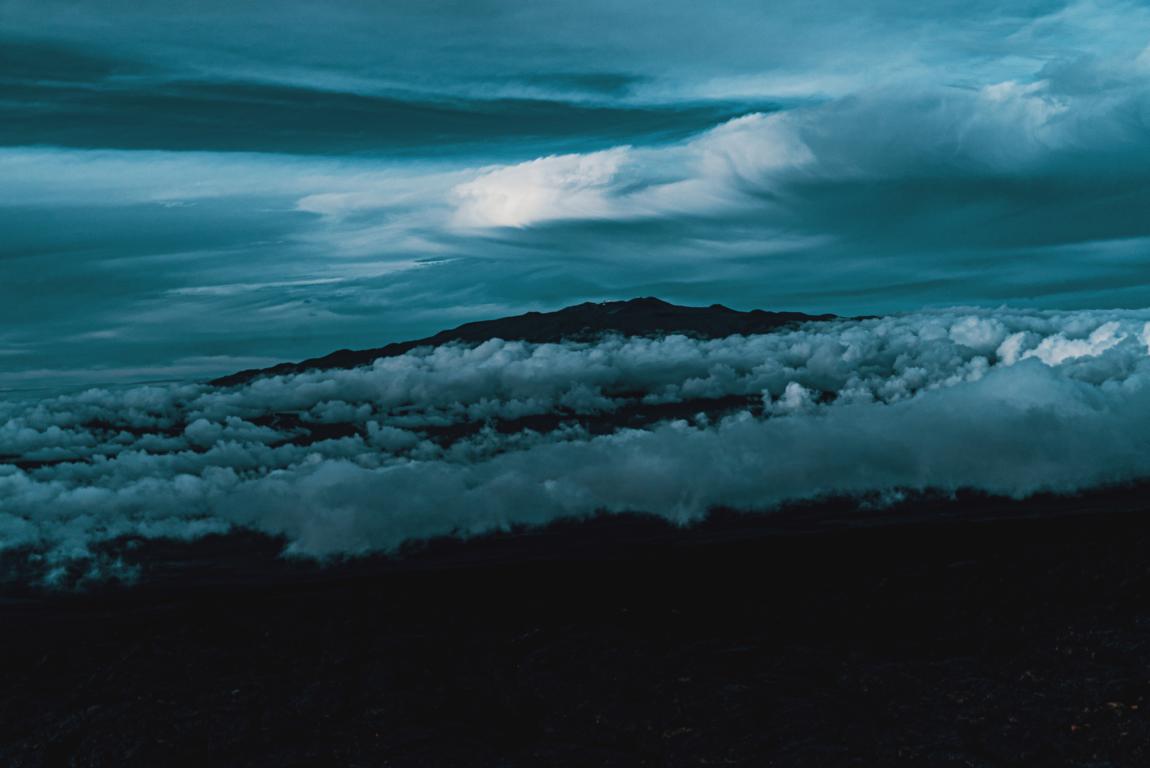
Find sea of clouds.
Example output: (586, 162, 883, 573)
(4, 308, 1150, 583)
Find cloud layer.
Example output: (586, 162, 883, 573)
(4, 308, 1150, 583)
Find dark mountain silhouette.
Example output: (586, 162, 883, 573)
(211, 297, 838, 386)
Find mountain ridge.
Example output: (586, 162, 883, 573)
(211, 297, 838, 386)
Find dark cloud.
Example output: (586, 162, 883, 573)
(1, 0, 1064, 90)
(0, 40, 769, 154)
(0, 38, 152, 84)
(509, 72, 645, 97)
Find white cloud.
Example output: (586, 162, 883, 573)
(444, 43, 1150, 230)
(446, 112, 819, 228)
(1023, 320, 1126, 365)
(451, 147, 632, 228)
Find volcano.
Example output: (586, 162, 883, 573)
(211, 297, 838, 386)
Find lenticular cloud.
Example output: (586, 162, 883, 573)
(4, 307, 1150, 582)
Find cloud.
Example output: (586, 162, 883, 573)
(442, 35, 1150, 231)
(452, 148, 632, 228)
(1022, 320, 1127, 364)
(5, 307, 1150, 583)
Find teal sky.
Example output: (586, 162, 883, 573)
(3, 0, 1150, 393)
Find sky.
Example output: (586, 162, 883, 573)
(3, 0, 1150, 393)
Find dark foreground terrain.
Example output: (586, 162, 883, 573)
(4, 489, 1150, 767)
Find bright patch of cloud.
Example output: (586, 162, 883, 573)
(451, 147, 631, 228)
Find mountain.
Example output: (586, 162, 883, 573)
(211, 297, 838, 386)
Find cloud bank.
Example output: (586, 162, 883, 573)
(4, 308, 1150, 583)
